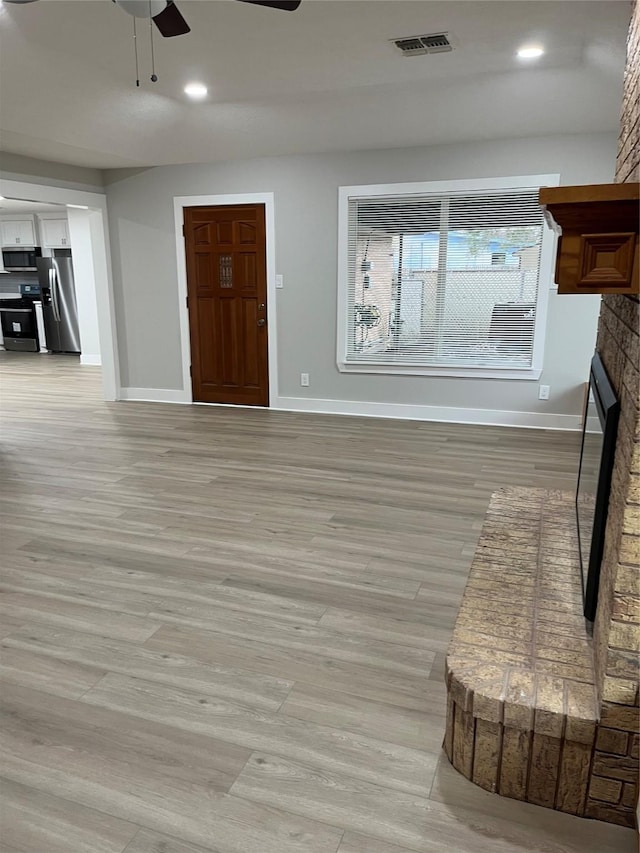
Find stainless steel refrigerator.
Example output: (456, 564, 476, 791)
(37, 257, 81, 354)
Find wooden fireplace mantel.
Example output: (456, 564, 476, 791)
(539, 182, 639, 296)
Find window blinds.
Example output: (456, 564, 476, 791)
(344, 188, 545, 371)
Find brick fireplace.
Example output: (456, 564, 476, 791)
(444, 0, 639, 828)
(585, 0, 640, 825)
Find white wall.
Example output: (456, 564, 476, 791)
(105, 132, 616, 426)
(67, 208, 101, 366)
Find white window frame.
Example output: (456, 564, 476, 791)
(337, 174, 560, 380)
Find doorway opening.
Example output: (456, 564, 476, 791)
(0, 178, 118, 401)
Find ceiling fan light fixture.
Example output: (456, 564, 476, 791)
(115, 0, 166, 18)
(184, 82, 208, 99)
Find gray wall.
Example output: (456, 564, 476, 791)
(0, 152, 104, 192)
(105, 132, 616, 417)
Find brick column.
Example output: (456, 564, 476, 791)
(586, 0, 640, 828)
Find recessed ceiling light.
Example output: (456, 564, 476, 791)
(517, 45, 544, 60)
(184, 82, 208, 99)
(66, 204, 89, 210)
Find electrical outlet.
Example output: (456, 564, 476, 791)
(539, 385, 550, 400)
(300, 373, 309, 387)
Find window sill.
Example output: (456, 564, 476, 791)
(338, 362, 543, 381)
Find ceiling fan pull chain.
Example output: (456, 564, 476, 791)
(149, 0, 158, 82)
(133, 15, 140, 88)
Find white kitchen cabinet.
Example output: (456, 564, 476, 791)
(1, 218, 37, 247)
(40, 217, 70, 249)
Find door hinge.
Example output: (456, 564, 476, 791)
(189, 364, 192, 377)
(185, 296, 189, 309)
(182, 224, 186, 237)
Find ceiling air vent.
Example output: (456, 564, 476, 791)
(392, 32, 453, 57)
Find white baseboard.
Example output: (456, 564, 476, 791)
(119, 387, 191, 404)
(273, 395, 583, 431)
(80, 354, 101, 366)
(117, 389, 583, 430)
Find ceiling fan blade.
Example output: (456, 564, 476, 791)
(236, 1, 302, 10)
(153, 1, 190, 37)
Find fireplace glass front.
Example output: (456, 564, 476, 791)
(575, 353, 620, 622)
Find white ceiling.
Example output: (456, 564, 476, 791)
(0, 0, 630, 170)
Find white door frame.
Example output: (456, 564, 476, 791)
(173, 193, 278, 406)
(0, 177, 119, 401)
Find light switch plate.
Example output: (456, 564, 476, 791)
(275, 274, 284, 289)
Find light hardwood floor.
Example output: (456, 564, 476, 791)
(0, 352, 634, 853)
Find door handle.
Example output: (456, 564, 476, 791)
(257, 318, 266, 327)
(50, 268, 61, 322)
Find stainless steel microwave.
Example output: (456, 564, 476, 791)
(2, 247, 42, 271)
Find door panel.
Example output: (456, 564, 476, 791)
(238, 222, 257, 244)
(238, 253, 257, 290)
(194, 252, 210, 286)
(216, 222, 234, 246)
(242, 299, 260, 388)
(219, 298, 239, 387)
(197, 299, 217, 385)
(194, 223, 212, 245)
(185, 204, 269, 406)
(42, 304, 61, 352)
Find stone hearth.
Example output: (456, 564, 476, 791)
(445, 487, 599, 816)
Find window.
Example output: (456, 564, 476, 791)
(337, 175, 559, 379)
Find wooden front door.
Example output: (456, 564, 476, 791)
(184, 204, 269, 406)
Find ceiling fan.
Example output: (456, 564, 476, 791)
(3, 1, 302, 39)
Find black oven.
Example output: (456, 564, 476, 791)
(2, 247, 42, 271)
(0, 298, 39, 352)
